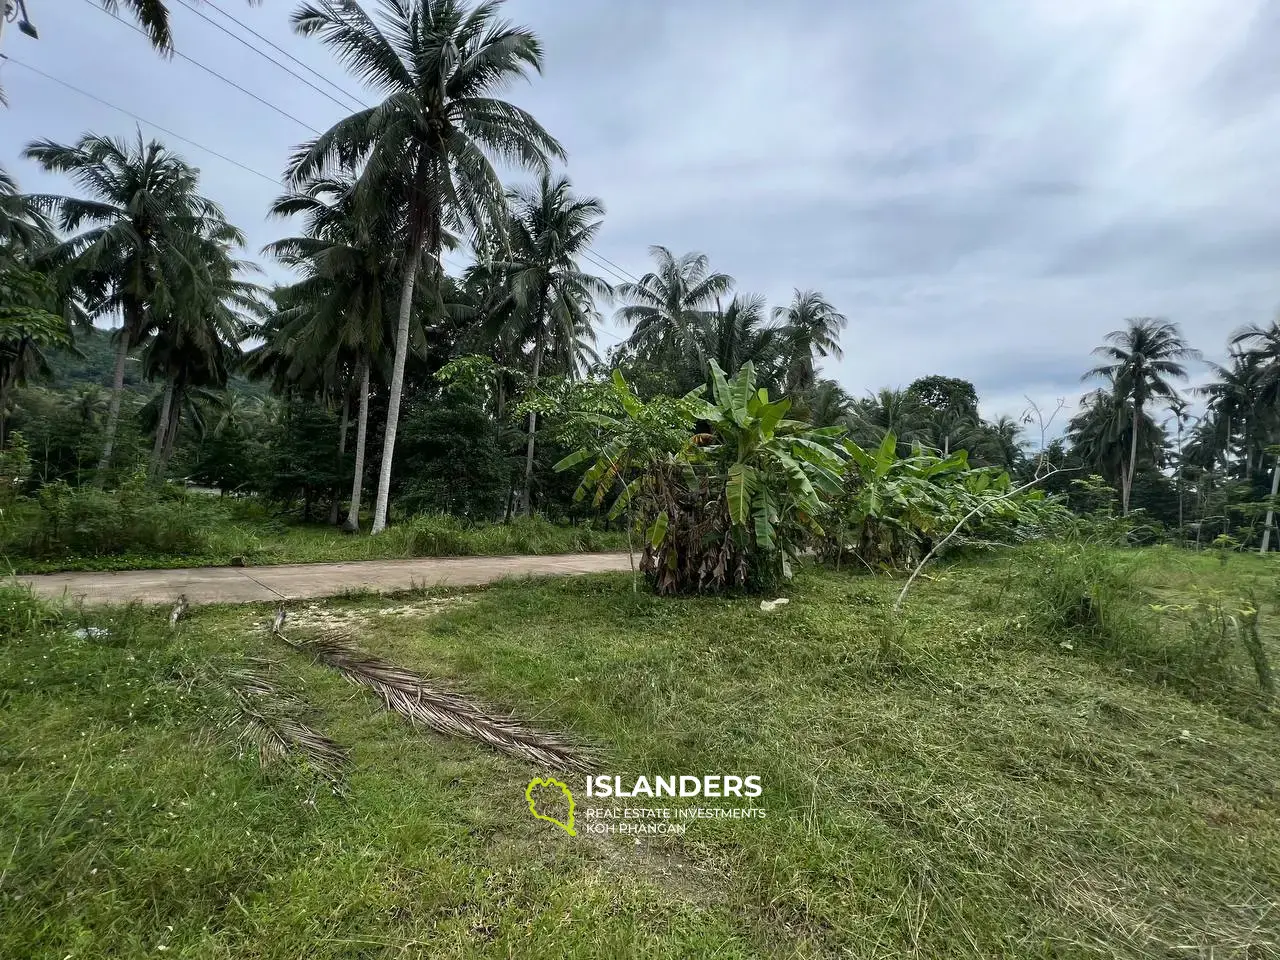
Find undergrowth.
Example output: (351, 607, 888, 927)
(1, 485, 627, 573)
(2, 548, 1278, 958)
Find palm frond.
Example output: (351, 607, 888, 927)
(220, 661, 349, 792)
(289, 632, 594, 771)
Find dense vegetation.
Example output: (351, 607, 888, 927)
(3, 2, 1273, 577)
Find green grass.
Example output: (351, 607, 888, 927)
(2, 546, 1278, 958)
(3, 512, 629, 574)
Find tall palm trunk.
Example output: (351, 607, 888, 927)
(158, 383, 182, 473)
(372, 210, 430, 534)
(1175, 422, 1184, 539)
(1261, 453, 1280, 555)
(96, 321, 133, 484)
(329, 387, 351, 525)
(148, 375, 175, 480)
(0, 362, 16, 449)
(1124, 405, 1139, 516)
(521, 315, 546, 518)
(343, 358, 371, 533)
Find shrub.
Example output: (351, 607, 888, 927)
(0, 583, 58, 642)
(823, 436, 1074, 570)
(557, 363, 846, 595)
(0, 481, 225, 559)
(1015, 543, 1277, 712)
(1019, 542, 1148, 648)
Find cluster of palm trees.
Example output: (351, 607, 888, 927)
(66, 137, 257, 480)
(1064, 316, 1280, 547)
(11, 1, 1272, 545)
(1, 0, 856, 530)
(0, 133, 264, 480)
(609, 246, 849, 398)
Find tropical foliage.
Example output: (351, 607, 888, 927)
(556, 362, 846, 594)
(2, 0, 1279, 570)
(824, 436, 1071, 570)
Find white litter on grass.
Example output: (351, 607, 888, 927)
(72, 627, 110, 640)
(759, 598, 790, 612)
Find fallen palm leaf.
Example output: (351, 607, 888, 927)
(286, 633, 594, 772)
(222, 661, 349, 792)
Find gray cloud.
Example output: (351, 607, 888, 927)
(3, 0, 1279, 428)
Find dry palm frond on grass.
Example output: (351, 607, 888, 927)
(222, 659, 349, 793)
(283, 632, 594, 772)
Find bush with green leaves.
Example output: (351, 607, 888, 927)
(0, 478, 225, 559)
(824, 434, 1073, 570)
(557, 362, 846, 594)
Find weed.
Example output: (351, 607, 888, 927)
(2, 549, 1278, 957)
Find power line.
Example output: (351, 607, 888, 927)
(583, 247, 640, 285)
(579, 249, 633, 288)
(4, 54, 282, 186)
(173, 0, 368, 115)
(6, 57, 477, 274)
(83, 0, 322, 135)
(202, 0, 371, 111)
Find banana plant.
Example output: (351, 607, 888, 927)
(830, 432, 1065, 568)
(556, 361, 847, 594)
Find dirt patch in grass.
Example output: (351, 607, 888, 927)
(268, 596, 474, 633)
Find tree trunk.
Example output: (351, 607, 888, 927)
(1176, 424, 1184, 540)
(1124, 405, 1139, 516)
(148, 376, 175, 481)
(1260, 454, 1280, 555)
(0, 369, 12, 449)
(158, 384, 182, 476)
(372, 232, 427, 534)
(521, 327, 545, 518)
(329, 387, 351, 525)
(343, 358, 371, 533)
(96, 326, 131, 484)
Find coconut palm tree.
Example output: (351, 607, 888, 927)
(1067, 387, 1130, 489)
(1232, 318, 1280, 552)
(846, 388, 926, 451)
(799, 379, 852, 428)
(616, 246, 734, 372)
(773, 289, 847, 394)
(262, 175, 401, 530)
(477, 173, 609, 514)
(290, 0, 563, 534)
(1085, 318, 1197, 515)
(1199, 351, 1264, 476)
(694, 293, 782, 386)
(24, 132, 238, 481)
(0, 167, 52, 255)
(144, 234, 264, 479)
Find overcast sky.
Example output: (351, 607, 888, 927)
(4, 0, 1279, 429)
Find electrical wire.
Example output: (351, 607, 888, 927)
(83, 0, 322, 135)
(202, 0, 371, 110)
(3, 54, 282, 186)
(173, 0, 368, 114)
(5, 55, 474, 275)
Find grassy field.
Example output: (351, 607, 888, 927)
(2, 545, 1278, 958)
(3, 513, 629, 574)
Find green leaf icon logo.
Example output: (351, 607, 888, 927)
(526, 777, 576, 836)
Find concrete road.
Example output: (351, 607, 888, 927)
(16, 552, 634, 606)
